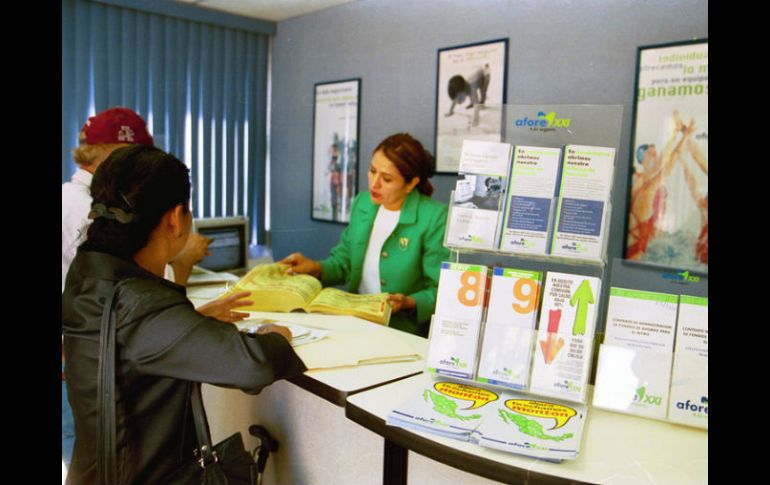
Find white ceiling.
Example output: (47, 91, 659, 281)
(174, 0, 359, 22)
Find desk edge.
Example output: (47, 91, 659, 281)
(289, 370, 424, 408)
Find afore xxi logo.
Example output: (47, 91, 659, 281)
(676, 396, 708, 414)
(661, 270, 701, 284)
(514, 111, 572, 131)
(634, 386, 663, 406)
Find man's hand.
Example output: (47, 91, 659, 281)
(176, 233, 212, 265)
(171, 233, 212, 285)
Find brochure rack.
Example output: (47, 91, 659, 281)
(591, 258, 708, 429)
(429, 104, 625, 405)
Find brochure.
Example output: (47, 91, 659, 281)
(427, 263, 489, 378)
(549, 144, 616, 260)
(476, 267, 542, 390)
(476, 392, 588, 461)
(446, 139, 513, 250)
(668, 295, 708, 428)
(499, 146, 562, 255)
(386, 378, 500, 442)
(529, 272, 601, 403)
(592, 288, 678, 419)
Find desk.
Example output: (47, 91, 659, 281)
(345, 373, 708, 485)
(239, 311, 427, 406)
(204, 311, 427, 484)
(188, 284, 428, 406)
(190, 282, 431, 484)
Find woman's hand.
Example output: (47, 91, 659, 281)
(388, 293, 416, 314)
(255, 323, 292, 342)
(197, 291, 253, 323)
(278, 252, 323, 278)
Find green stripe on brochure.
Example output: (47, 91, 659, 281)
(497, 268, 542, 281)
(679, 295, 708, 307)
(610, 287, 678, 303)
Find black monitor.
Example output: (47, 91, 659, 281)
(193, 216, 250, 273)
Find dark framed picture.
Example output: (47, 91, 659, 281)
(434, 38, 508, 173)
(312, 78, 361, 223)
(623, 39, 708, 271)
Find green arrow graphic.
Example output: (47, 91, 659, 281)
(569, 280, 595, 335)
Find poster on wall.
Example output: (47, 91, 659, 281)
(312, 78, 361, 223)
(434, 38, 508, 173)
(624, 40, 708, 272)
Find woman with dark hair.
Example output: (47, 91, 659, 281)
(62, 145, 306, 484)
(281, 133, 450, 337)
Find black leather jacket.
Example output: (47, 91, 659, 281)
(62, 251, 307, 484)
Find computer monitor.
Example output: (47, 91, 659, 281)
(193, 216, 250, 274)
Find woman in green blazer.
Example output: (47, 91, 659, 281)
(281, 133, 449, 336)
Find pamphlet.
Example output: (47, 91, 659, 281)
(445, 139, 512, 250)
(529, 272, 601, 402)
(387, 376, 589, 461)
(668, 295, 708, 428)
(592, 288, 678, 419)
(427, 263, 489, 378)
(387, 378, 500, 442)
(476, 267, 542, 390)
(549, 144, 616, 260)
(499, 146, 562, 255)
(476, 392, 588, 461)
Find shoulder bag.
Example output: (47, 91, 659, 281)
(97, 282, 258, 485)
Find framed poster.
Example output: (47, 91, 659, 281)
(624, 40, 708, 271)
(434, 38, 508, 173)
(312, 78, 361, 223)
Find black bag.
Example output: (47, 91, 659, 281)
(163, 431, 255, 485)
(97, 283, 257, 485)
(161, 384, 256, 485)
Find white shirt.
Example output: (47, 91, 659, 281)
(62, 168, 94, 293)
(358, 206, 400, 294)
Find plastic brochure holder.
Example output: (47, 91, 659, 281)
(592, 344, 708, 430)
(590, 258, 708, 430)
(426, 316, 598, 405)
(444, 190, 612, 268)
(426, 316, 540, 386)
(430, 103, 626, 406)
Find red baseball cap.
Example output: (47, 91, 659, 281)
(81, 107, 154, 146)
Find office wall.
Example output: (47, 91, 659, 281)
(268, 0, 707, 263)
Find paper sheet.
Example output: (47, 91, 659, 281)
(236, 319, 329, 347)
(292, 329, 421, 370)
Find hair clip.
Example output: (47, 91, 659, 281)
(88, 203, 137, 224)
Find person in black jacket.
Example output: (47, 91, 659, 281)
(62, 145, 307, 484)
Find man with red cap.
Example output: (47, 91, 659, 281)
(62, 107, 210, 290)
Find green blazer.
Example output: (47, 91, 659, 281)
(320, 190, 450, 336)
